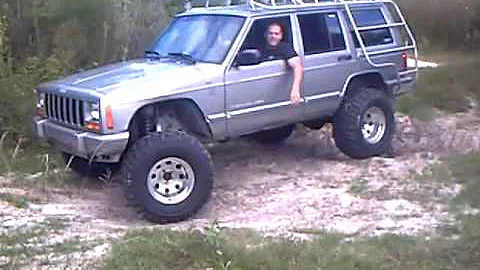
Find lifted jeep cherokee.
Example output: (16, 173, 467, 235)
(33, 0, 418, 223)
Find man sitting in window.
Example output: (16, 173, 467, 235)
(262, 22, 304, 105)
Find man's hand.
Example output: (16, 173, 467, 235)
(290, 85, 301, 105)
(287, 56, 304, 105)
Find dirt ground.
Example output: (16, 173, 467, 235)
(1, 111, 480, 269)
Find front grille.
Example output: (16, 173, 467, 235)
(44, 93, 85, 126)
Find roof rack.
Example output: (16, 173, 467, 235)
(185, 0, 418, 80)
(186, 0, 390, 10)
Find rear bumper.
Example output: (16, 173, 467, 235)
(387, 70, 417, 96)
(33, 117, 129, 163)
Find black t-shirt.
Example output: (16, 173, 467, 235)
(261, 42, 297, 62)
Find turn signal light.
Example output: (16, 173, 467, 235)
(86, 121, 101, 131)
(106, 106, 114, 130)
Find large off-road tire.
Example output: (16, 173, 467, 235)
(333, 87, 395, 159)
(63, 153, 118, 179)
(249, 124, 295, 145)
(121, 132, 213, 223)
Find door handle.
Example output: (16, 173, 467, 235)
(337, 54, 353, 61)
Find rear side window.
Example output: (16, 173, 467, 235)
(298, 12, 346, 55)
(349, 8, 393, 47)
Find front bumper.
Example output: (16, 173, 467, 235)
(33, 118, 129, 163)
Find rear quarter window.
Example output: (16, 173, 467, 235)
(348, 8, 393, 47)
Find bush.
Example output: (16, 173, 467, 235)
(397, 56, 480, 117)
(397, 0, 480, 52)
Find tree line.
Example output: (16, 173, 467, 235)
(1, 0, 479, 72)
(0, 0, 478, 137)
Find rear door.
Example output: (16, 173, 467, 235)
(296, 11, 355, 119)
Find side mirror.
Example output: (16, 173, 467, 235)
(235, 49, 262, 66)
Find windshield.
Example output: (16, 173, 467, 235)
(149, 15, 245, 64)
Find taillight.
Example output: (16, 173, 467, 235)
(401, 52, 408, 70)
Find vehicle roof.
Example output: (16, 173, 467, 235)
(179, 2, 384, 18)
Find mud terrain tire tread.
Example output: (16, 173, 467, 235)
(121, 132, 213, 223)
(333, 87, 395, 159)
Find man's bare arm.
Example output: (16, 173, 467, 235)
(287, 56, 304, 105)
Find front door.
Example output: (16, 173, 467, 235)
(225, 16, 304, 137)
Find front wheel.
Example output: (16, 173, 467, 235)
(333, 88, 395, 159)
(121, 132, 213, 223)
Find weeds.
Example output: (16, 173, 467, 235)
(397, 57, 480, 118)
(0, 192, 29, 208)
(0, 220, 90, 269)
(444, 152, 480, 210)
(347, 178, 369, 196)
(102, 225, 480, 270)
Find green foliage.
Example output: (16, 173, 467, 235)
(0, 192, 29, 208)
(397, 0, 480, 52)
(2, 0, 174, 68)
(397, 57, 480, 116)
(0, 0, 179, 141)
(446, 152, 480, 209)
(102, 226, 480, 270)
(0, 56, 65, 138)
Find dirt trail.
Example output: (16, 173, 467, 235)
(1, 112, 479, 269)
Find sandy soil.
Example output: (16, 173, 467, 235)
(1, 111, 479, 269)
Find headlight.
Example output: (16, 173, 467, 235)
(85, 101, 101, 131)
(85, 102, 100, 122)
(36, 93, 45, 107)
(36, 92, 46, 117)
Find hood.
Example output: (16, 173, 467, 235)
(45, 58, 222, 95)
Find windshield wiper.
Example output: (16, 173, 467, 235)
(168, 52, 197, 64)
(144, 50, 163, 59)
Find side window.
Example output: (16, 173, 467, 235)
(347, 8, 393, 47)
(298, 12, 346, 55)
(240, 16, 293, 60)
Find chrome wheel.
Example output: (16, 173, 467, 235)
(147, 157, 195, 205)
(361, 106, 386, 144)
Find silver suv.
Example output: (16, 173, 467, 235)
(33, 0, 418, 223)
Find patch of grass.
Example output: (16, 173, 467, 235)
(0, 192, 29, 208)
(416, 152, 480, 210)
(347, 178, 369, 196)
(102, 150, 480, 270)
(397, 55, 480, 117)
(396, 94, 436, 121)
(0, 137, 106, 190)
(43, 217, 68, 233)
(414, 161, 452, 184)
(0, 218, 93, 269)
(102, 225, 480, 270)
(445, 152, 480, 209)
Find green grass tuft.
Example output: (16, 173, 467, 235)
(0, 192, 29, 208)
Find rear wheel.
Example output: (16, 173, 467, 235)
(333, 87, 395, 159)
